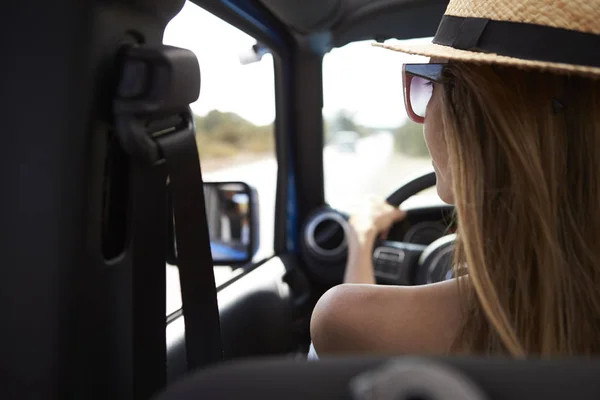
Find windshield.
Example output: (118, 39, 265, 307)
(323, 39, 439, 213)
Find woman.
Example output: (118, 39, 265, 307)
(311, 0, 600, 358)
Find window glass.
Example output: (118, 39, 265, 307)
(163, 1, 276, 315)
(322, 39, 439, 214)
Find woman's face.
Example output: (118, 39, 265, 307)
(423, 61, 454, 204)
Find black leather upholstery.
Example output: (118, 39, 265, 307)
(157, 356, 600, 400)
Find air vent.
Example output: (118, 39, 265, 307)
(304, 211, 348, 258)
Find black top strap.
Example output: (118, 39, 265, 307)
(433, 15, 600, 68)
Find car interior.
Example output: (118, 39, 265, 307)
(3, 0, 600, 399)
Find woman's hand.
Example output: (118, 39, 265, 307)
(344, 197, 406, 284)
(348, 196, 406, 245)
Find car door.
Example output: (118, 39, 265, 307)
(163, 1, 313, 382)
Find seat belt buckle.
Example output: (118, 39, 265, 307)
(113, 45, 200, 165)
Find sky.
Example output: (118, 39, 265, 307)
(163, 1, 430, 128)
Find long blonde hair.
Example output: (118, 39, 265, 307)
(441, 62, 600, 356)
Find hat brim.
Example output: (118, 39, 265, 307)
(374, 42, 600, 78)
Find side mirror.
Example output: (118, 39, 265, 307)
(167, 182, 259, 267)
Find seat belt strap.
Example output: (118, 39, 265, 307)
(114, 44, 223, 397)
(157, 115, 224, 369)
(130, 160, 168, 399)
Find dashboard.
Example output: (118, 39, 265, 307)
(300, 205, 456, 286)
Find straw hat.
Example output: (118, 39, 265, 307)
(375, 0, 600, 77)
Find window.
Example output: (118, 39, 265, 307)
(163, 1, 277, 315)
(322, 39, 438, 214)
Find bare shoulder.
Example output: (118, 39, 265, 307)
(310, 279, 464, 356)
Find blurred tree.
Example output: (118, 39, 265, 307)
(194, 110, 274, 160)
(326, 109, 374, 140)
(332, 110, 359, 132)
(193, 108, 430, 161)
(201, 110, 224, 132)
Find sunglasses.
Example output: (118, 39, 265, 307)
(402, 63, 445, 124)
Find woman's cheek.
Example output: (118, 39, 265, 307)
(423, 122, 442, 165)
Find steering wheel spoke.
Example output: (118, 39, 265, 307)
(373, 240, 427, 285)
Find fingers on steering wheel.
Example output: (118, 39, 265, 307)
(380, 207, 406, 241)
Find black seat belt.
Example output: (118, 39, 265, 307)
(114, 45, 223, 398)
(157, 120, 224, 369)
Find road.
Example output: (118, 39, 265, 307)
(323, 132, 435, 212)
(166, 134, 436, 314)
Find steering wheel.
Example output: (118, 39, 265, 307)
(300, 170, 455, 286)
(386, 170, 437, 206)
(371, 170, 455, 285)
